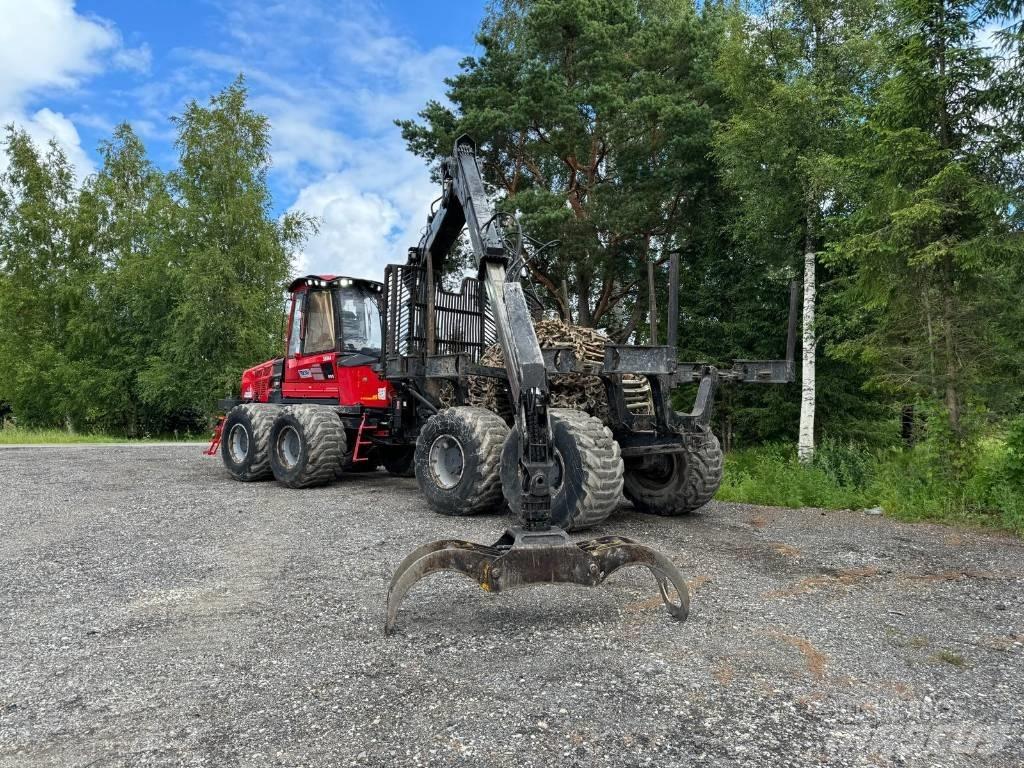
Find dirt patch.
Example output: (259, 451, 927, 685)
(714, 658, 735, 686)
(984, 634, 1024, 651)
(769, 542, 801, 558)
(766, 629, 828, 680)
(901, 569, 1002, 583)
(765, 566, 883, 598)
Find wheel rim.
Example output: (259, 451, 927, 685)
(428, 435, 465, 489)
(227, 424, 249, 464)
(629, 453, 680, 491)
(276, 425, 302, 470)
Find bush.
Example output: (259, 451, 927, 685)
(716, 425, 1024, 536)
(717, 442, 870, 510)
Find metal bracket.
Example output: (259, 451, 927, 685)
(602, 345, 677, 376)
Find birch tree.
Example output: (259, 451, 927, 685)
(714, 0, 876, 462)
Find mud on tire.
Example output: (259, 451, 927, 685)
(269, 405, 346, 489)
(414, 407, 509, 516)
(623, 426, 723, 516)
(221, 403, 279, 481)
(500, 408, 624, 532)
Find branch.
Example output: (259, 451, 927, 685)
(527, 262, 571, 320)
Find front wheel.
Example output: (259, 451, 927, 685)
(221, 404, 279, 481)
(623, 428, 723, 516)
(414, 407, 508, 516)
(500, 408, 623, 531)
(269, 405, 346, 488)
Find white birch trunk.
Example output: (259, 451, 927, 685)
(798, 248, 816, 464)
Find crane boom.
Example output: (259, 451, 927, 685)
(417, 136, 556, 530)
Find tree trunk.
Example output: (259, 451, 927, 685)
(576, 273, 592, 327)
(942, 256, 961, 435)
(798, 242, 816, 464)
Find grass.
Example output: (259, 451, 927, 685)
(716, 430, 1024, 537)
(0, 425, 205, 444)
(930, 649, 969, 668)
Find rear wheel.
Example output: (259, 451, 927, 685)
(500, 408, 623, 531)
(382, 447, 415, 477)
(623, 427, 723, 516)
(343, 449, 380, 474)
(414, 407, 508, 516)
(269, 405, 346, 488)
(221, 403, 279, 481)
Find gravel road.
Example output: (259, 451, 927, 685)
(1, 445, 1022, 767)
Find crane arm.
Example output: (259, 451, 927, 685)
(415, 136, 555, 529)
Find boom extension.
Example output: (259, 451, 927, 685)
(385, 136, 691, 634)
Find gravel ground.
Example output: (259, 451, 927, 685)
(1, 444, 1022, 767)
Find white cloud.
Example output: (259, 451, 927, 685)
(290, 175, 401, 279)
(112, 44, 153, 74)
(286, 131, 440, 280)
(10, 108, 96, 178)
(188, 0, 464, 281)
(0, 0, 136, 179)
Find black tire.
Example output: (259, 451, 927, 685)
(220, 403, 279, 481)
(341, 459, 380, 474)
(623, 427, 723, 516)
(342, 448, 380, 474)
(500, 408, 623, 531)
(414, 407, 508, 516)
(269, 405, 346, 489)
(382, 447, 415, 477)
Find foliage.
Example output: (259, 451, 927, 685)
(717, 421, 1024, 535)
(0, 425, 200, 444)
(0, 78, 312, 435)
(399, 0, 729, 336)
(822, 0, 1024, 437)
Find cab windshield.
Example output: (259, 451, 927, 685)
(337, 284, 383, 355)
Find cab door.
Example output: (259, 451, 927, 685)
(282, 287, 341, 401)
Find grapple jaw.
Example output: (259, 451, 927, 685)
(384, 527, 690, 635)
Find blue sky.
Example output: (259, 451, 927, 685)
(0, 0, 483, 279)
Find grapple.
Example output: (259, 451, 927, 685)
(385, 526, 690, 635)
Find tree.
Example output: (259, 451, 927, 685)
(138, 78, 314, 421)
(714, 0, 878, 461)
(399, 0, 726, 337)
(0, 128, 94, 428)
(71, 124, 177, 433)
(0, 79, 313, 434)
(824, 0, 1024, 439)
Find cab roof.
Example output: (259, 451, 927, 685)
(287, 274, 384, 293)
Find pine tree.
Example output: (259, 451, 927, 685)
(824, 0, 1024, 438)
(398, 0, 727, 336)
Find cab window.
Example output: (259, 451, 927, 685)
(338, 285, 383, 354)
(287, 297, 303, 357)
(304, 290, 336, 354)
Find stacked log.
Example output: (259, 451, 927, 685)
(466, 319, 653, 424)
